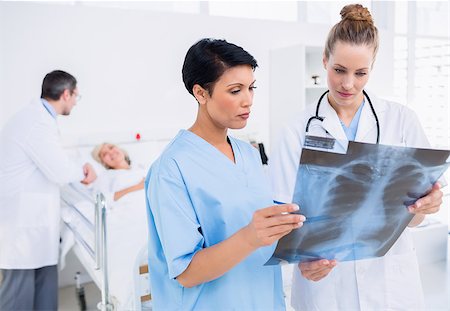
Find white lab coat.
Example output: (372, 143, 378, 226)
(0, 100, 84, 269)
(270, 92, 427, 311)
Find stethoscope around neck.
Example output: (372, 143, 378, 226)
(305, 89, 380, 144)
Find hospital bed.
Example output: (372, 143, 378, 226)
(60, 177, 151, 310)
(60, 132, 176, 310)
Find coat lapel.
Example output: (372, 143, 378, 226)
(321, 99, 348, 151)
(355, 92, 386, 143)
(306, 92, 386, 151)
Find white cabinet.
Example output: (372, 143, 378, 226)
(269, 44, 327, 148)
(305, 46, 328, 108)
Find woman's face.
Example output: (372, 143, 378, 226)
(99, 144, 126, 169)
(324, 41, 374, 109)
(201, 65, 256, 130)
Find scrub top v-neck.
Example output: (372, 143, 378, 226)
(145, 129, 285, 311)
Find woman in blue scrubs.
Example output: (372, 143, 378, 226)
(145, 38, 305, 310)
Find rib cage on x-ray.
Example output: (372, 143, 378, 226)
(266, 140, 450, 265)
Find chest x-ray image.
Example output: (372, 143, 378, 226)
(267, 140, 450, 265)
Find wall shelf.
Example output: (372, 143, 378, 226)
(269, 44, 325, 145)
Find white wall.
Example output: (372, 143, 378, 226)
(0, 4, 5, 121)
(0, 2, 394, 151)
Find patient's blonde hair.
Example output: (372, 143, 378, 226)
(91, 143, 131, 169)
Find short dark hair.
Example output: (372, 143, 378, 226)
(41, 70, 77, 100)
(182, 38, 258, 96)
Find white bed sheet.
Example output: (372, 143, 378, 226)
(61, 187, 149, 310)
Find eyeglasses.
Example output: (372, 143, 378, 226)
(71, 91, 82, 102)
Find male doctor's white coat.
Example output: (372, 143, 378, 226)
(0, 100, 84, 269)
(270, 92, 427, 311)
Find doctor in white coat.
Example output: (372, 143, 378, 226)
(270, 4, 444, 311)
(0, 70, 96, 310)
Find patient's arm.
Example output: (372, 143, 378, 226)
(113, 178, 145, 201)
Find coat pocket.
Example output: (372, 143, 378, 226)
(384, 249, 425, 310)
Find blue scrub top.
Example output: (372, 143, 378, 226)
(145, 130, 285, 311)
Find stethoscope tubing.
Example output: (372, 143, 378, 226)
(305, 89, 380, 144)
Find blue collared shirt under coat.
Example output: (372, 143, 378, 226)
(41, 98, 57, 119)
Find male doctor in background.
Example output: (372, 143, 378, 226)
(0, 70, 96, 310)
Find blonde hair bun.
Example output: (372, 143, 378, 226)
(340, 4, 374, 25)
(324, 3, 379, 61)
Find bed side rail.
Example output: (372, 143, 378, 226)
(95, 193, 113, 311)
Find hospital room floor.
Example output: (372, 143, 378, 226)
(58, 282, 100, 311)
(59, 236, 450, 311)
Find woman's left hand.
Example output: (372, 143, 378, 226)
(298, 259, 338, 282)
(408, 182, 443, 215)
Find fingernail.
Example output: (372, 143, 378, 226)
(292, 204, 300, 211)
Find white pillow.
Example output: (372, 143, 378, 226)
(65, 146, 107, 176)
(119, 140, 170, 171)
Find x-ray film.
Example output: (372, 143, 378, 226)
(266, 140, 450, 265)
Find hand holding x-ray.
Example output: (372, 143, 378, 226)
(408, 182, 443, 214)
(266, 140, 450, 265)
(299, 259, 338, 281)
(244, 204, 306, 248)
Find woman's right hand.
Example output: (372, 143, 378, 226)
(176, 203, 304, 288)
(244, 204, 305, 248)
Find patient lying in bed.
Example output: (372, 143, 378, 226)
(91, 143, 146, 205)
(60, 142, 153, 309)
